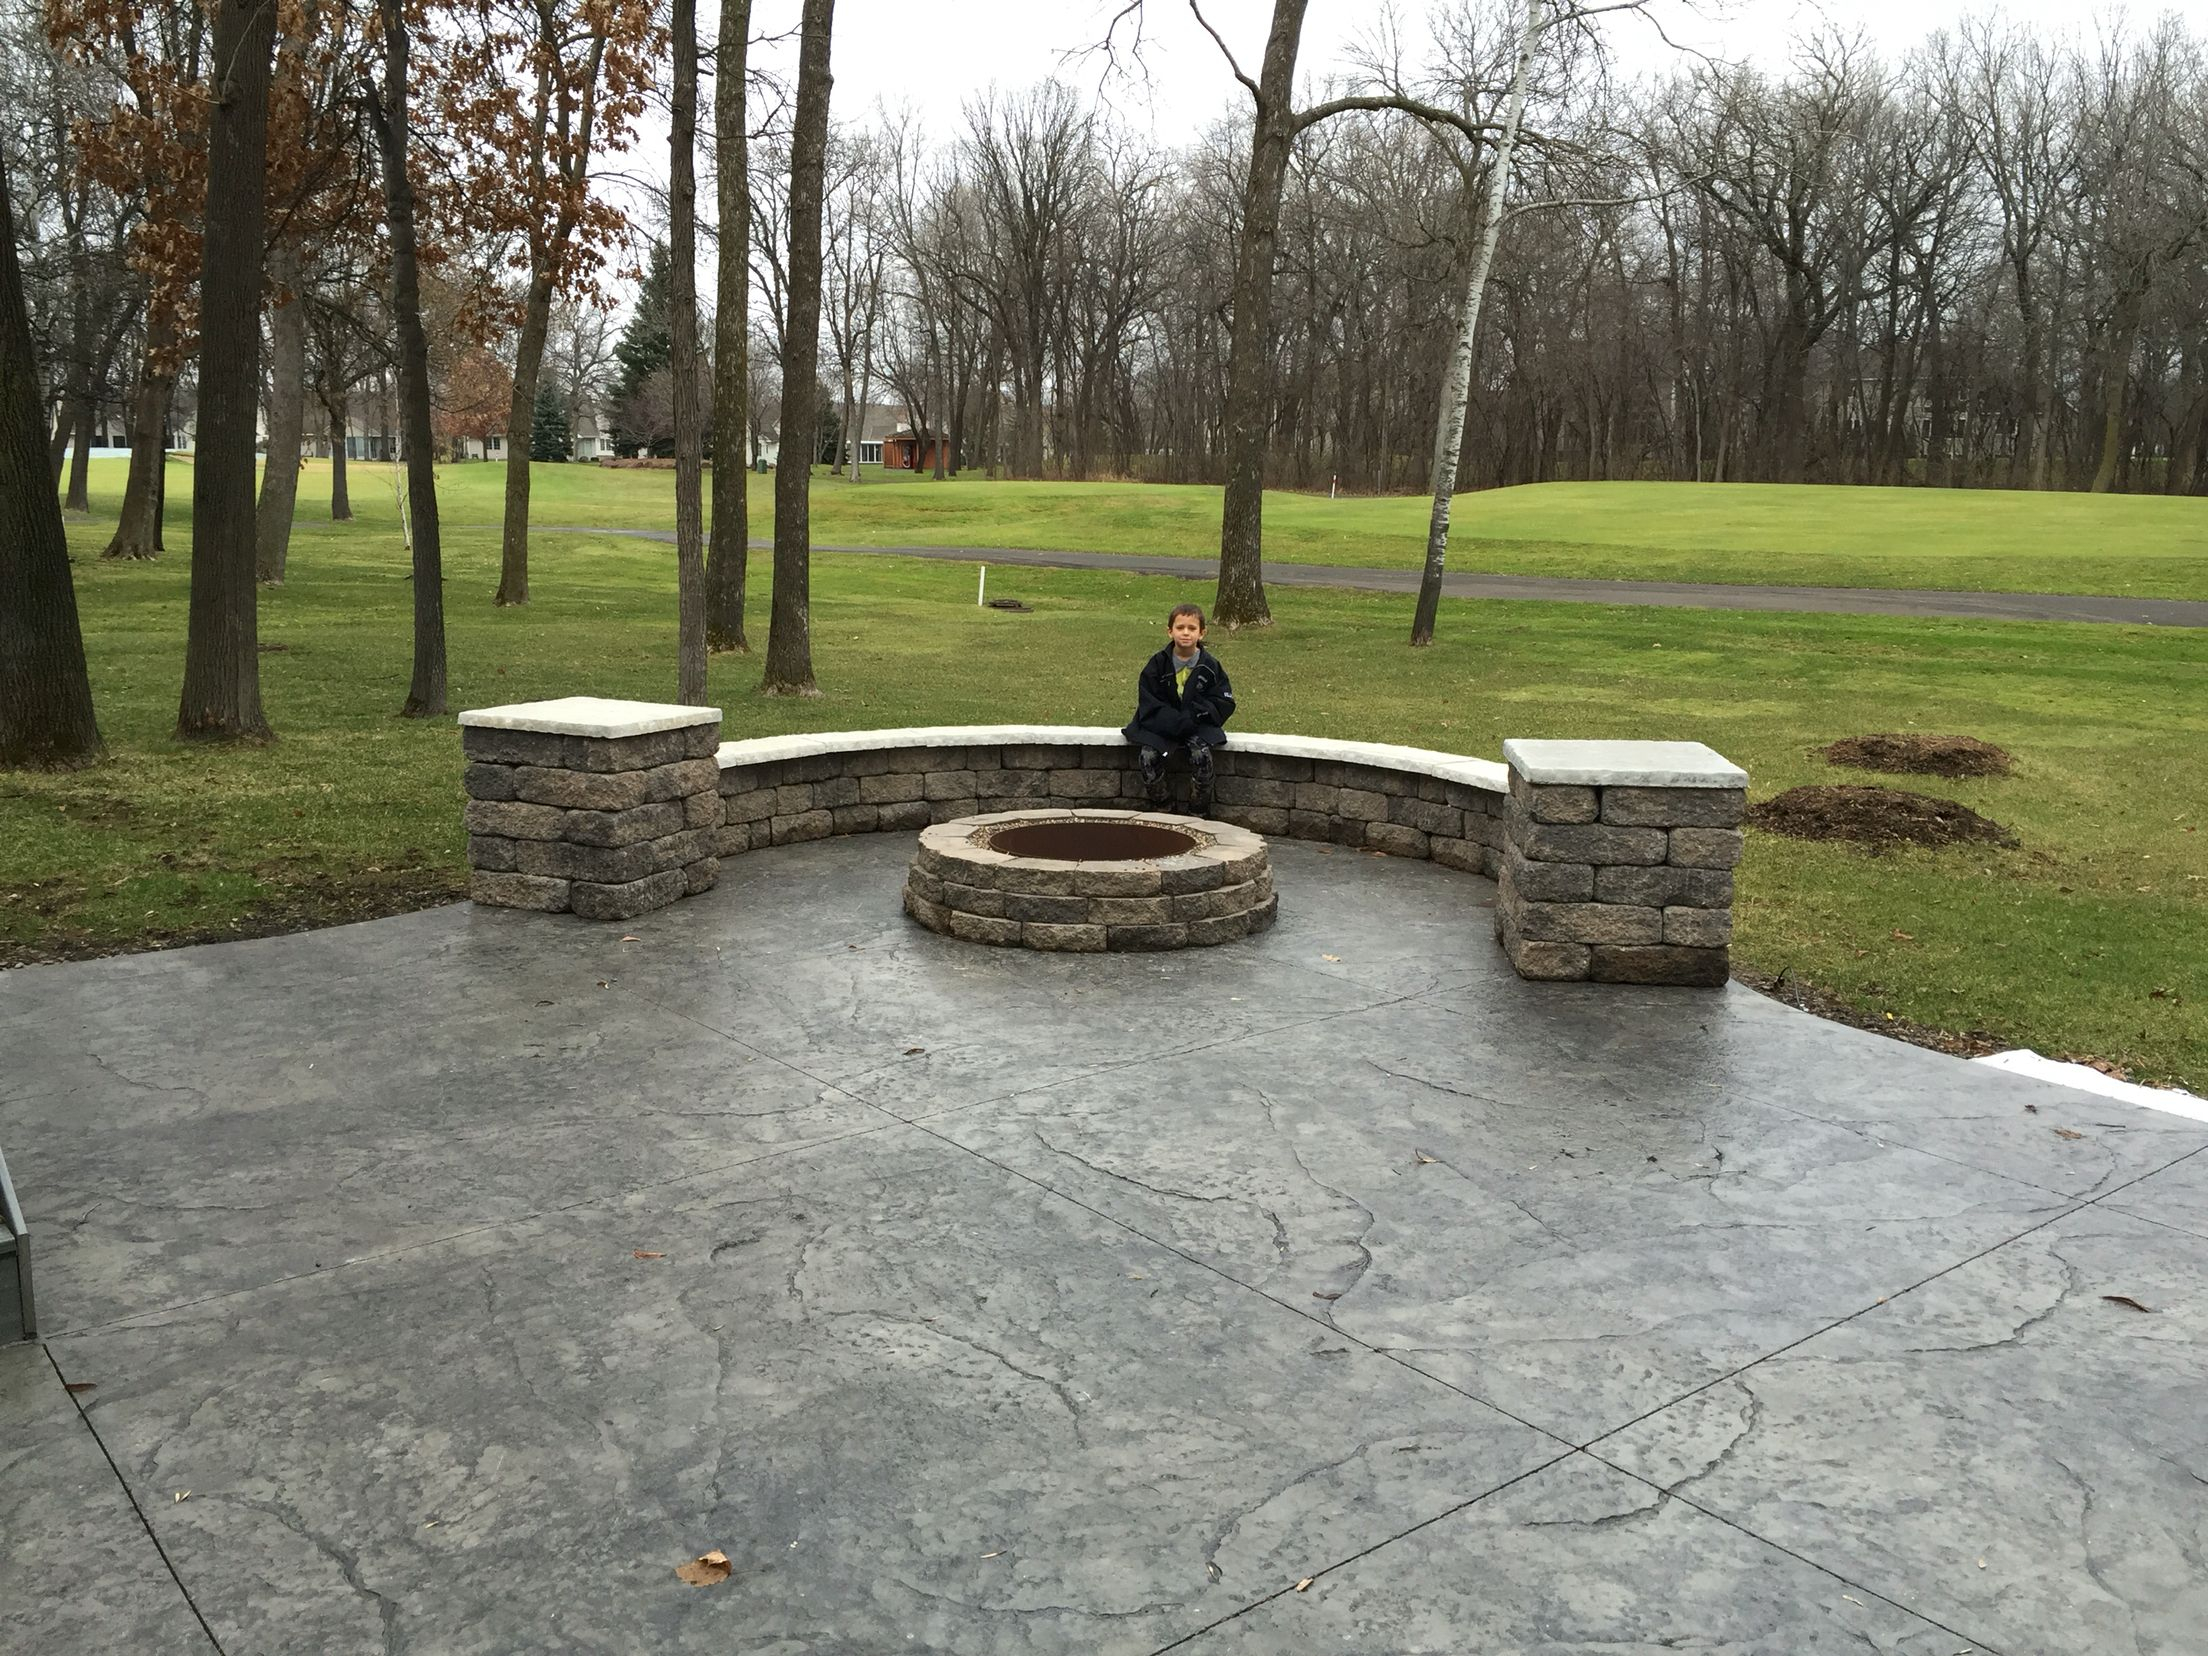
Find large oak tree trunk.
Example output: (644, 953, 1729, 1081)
(255, 238, 308, 582)
(105, 320, 175, 560)
(707, 0, 751, 652)
(176, 0, 277, 742)
(1, 144, 103, 769)
(1212, 0, 1309, 630)
(763, 0, 832, 696)
(375, 0, 446, 717)
(670, 0, 706, 703)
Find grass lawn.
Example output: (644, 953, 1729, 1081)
(359, 456, 2208, 599)
(10, 459, 2206, 1089)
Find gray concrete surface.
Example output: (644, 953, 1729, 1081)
(535, 527, 2208, 627)
(1, 835, 2202, 1654)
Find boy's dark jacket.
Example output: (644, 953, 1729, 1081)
(1123, 646, 1235, 751)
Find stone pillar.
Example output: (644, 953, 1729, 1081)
(458, 697, 724, 920)
(1495, 740, 1745, 986)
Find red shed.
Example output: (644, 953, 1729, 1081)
(881, 427, 953, 471)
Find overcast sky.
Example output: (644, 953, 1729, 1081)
(736, 0, 2106, 149)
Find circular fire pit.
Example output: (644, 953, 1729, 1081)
(906, 809, 1276, 952)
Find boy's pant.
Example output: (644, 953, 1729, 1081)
(1139, 742, 1214, 810)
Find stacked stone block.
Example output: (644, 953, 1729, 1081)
(460, 698, 724, 920)
(904, 810, 1277, 952)
(1495, 740, 1746, 987)
(717, 740, 1509, 876)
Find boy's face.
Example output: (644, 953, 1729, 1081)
(1169, 613, 1205, 653)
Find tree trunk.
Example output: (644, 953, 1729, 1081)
(375, 0, 446, 717)
(1, 144, 102, 768)
(326, 388, 351, 518)
(176, 0, 277, 743)
(495, 273, 554, 603)
(706, 0, 751, 652)
(670, 0, 706, 703)
(2089, 315, 2137, 495)
(255, 238, 308, 582)
(762, 0, 833, 697)
(1411, 0, 1537, 649)
(105, 324, 175, 560)
(63, 400, 94, 511)
(1212, 0, 1309, 630)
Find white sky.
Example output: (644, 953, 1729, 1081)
(737, 0, 2104, 149)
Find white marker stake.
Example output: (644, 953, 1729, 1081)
(978, 565, 987, 607)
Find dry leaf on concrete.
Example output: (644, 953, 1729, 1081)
(2053, 1128, 2086, 1141)
(633, 1250, 666, 1260)
(903, 1046, 926, 1056)
(2102, 1295, 2154, 1313)
(1414, 1150, 1440, 1165)
(676, 1549, 732, 1587)
(1293, 1577, 1315, 1592)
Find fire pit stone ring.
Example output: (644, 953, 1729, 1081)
(907, 809, 1277, 951)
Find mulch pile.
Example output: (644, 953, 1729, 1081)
(1747, 785, 2016, 851)
(1819, 733, 2013, 778)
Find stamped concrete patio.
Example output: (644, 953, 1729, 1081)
(3, 835, 2203, 1655)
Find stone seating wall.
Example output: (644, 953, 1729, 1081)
(712, 726, 1510, 876)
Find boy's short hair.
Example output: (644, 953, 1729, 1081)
(1168, 603, 1207, 629)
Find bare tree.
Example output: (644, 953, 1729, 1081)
(1, 136, 101, 768)
(176, 0, 277, 742)
(707, 0, 751, 651)
(762, 0, 833, 697)
(669, 0, 705, 701)
(368, 0, 447, 718)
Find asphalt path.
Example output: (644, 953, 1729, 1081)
(528, 527, 2208, 628)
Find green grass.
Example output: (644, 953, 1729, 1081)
(305, 457, 2208, 599)
(13, 456, 2206, 1089)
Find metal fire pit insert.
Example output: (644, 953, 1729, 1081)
(906, 809, 1277, 952)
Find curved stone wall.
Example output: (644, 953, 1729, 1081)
(712, 726, 1508, 876)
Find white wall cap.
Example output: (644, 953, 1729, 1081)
(1503, 739, 1746, 789)
(715, 725, 1508, 793)
(459, 697, 722, 738)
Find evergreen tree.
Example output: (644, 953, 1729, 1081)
(608, 241, 672, 454)
(531, 381, 572, 461)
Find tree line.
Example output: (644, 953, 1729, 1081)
(6, 1, 2206, 773)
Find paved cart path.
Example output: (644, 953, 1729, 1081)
(525, 525, 2208, 627)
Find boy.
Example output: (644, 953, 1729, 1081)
(1122, 603, 1235, 813)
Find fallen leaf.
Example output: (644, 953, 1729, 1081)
(1312, 1290, 1343, 1302)
(633, 1250, 666, 1260)
(2102, 1294, 2154, 1313)
(1891, 930, 1915, 941)
(2053, 1128, 2086, 1141)
(981, 1551, 1001, 1560)
(903, 1046, 926, 1056)
(1320, 954, 1341, 962)
(2023, 1104, 2038, 1113)
(1842, 1594, 1863, 1606)
(534, 998, 555, 1007)
(64, 1382, 95, 1394)
(597, 980, 611, 989)
(1205, 1561, 1222, 1583)
(1294, 1577, 1315, 1592)
(676, 1549, 732, 1588)
(1413, 1150, 1439, 1165)
(620, 935, 641, 942)
(173, 1491, 191, 1503)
